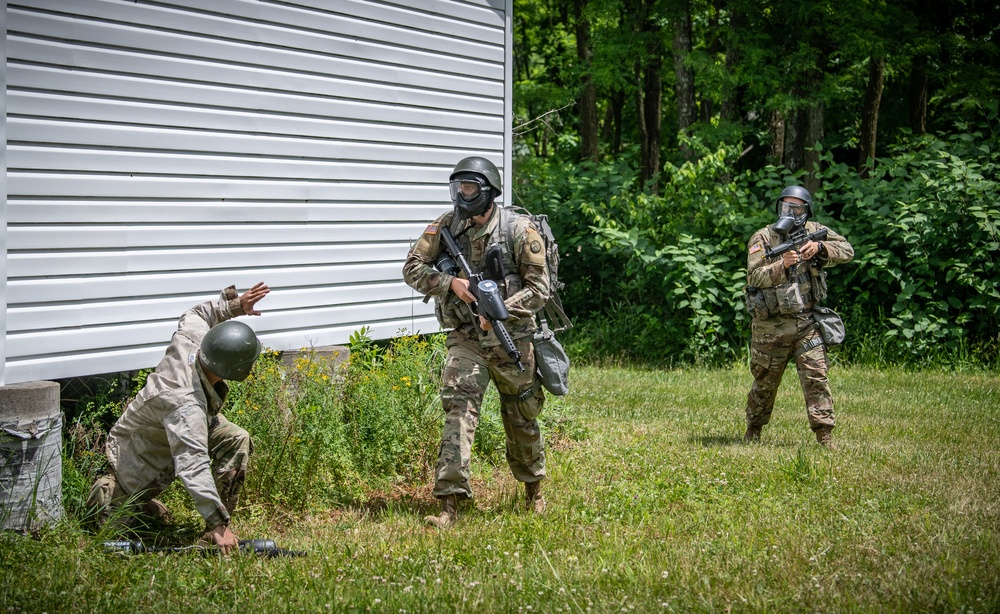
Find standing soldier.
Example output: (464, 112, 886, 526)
(403, 156, 550, 529)
(87, 283, 269, 554)
(743, 186, 854, 448)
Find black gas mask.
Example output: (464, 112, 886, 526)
(450, 173, 494, 220)
(774, 200, 809, 235)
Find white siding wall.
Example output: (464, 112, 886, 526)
(2, 0, 512, 385)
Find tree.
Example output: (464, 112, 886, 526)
(575, 0, 600, 161)
(634, 0, 665, 191)
(858, 55, 885, 177)
(672, 0, 696, 144)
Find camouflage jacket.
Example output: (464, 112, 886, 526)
(106, 286, 247, 530)
(745, 221, 854, 319)
(403, 206, 550, 345)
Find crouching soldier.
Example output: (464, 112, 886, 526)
(87, 283, 269, 554)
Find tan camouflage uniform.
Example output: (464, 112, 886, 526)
(403, 206, 550, 499)
(87, 287, 252, 530)
(744, 221, 854, 433)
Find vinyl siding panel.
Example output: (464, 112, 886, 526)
(3, 0, 512, 384)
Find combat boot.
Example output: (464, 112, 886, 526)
(424, 494, 457, 530)
(743, 424, 762, 442)
(815, 427, 836, 450)
(142, 498, 172, 524)
(525, 481, 546, 514)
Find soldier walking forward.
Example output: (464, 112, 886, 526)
(743, 186, 854, 448)
(403, 157, 551, 529)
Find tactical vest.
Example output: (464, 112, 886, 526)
(745, 227, 830, 320)
(434, 207, 531, 339)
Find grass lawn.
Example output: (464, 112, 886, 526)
(2, 364, 998, 612)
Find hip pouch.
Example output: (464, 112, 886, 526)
(813, 306, 846, 346)
(744, 286, 770, 320)
(809, 267, 829, 302)
(533, 328, 570, 396)
(775, 283, 808, 315)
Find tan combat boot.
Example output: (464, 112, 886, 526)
(142, 498, 172, 524)
(424, 494, 458, 530)
(525, 481, 546, 514)
(743, 424, 762, 442)
(815, 427, 836, 450)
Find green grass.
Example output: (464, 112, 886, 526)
(2, 364, 998, 612)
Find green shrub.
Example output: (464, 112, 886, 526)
(338, 330, 444, 481)
(232, 332, 445, 510)
(827, 113, 1000, 365)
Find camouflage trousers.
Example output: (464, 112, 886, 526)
(745, 313, 835, 432)
(432, 330, 545, 500)
(86, 414, 251, 528)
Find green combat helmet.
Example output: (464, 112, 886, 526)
(449, 156, 502, 219)
(199, 321, 262, 381)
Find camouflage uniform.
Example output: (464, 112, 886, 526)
(403, 206, 550, 500)
(87, 287, 252, 530)
(744, 221, 854, 434)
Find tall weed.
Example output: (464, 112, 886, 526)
(233, 332, 445, 510)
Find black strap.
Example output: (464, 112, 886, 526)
(794, 335, 824, 357)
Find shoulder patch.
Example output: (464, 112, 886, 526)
(749, 242, 763, 255)
(530, 240, 543, 254)
(424, 224, 439, 235)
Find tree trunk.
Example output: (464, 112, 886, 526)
(804, 102, 824, 193)
(575, 0, 599, 161)
(602, 89, 625, 155)
(641, 61, 662, 191)
(700, 0, 721, 123)
(673, 0, 696, 143)
(783, 108, 806, 173)
(637, 0, 662, 192)
(908, 54, 928, 135)
(720, 2, 746, 123)
(858, 55, 885, 178)
(767, 109, 785, 166)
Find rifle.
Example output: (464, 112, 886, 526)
(765, 227, 828, 260)
(438, 225, 525, 372)
(103, 539, 306, 558)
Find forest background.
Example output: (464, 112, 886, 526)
(509, 0, 999, 368)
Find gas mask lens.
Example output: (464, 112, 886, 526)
(450, 179, 485, 203)
(779, 200, 808, 218)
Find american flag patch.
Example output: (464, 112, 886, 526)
(425, 224, 439, 235)
(749, 242, 763, 255)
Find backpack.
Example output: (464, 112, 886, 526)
(489, 204, 571, 395)
(502, 205, 573, 333)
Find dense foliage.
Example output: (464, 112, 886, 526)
(514, 107, 999, 367)
(509, 0, 999, 369)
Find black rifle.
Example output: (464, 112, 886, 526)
(765, 227, 828, 260)
(438, 226, 525, 372)
(103, 539, 306, 558)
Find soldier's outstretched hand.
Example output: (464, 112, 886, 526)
(240, 282, 270, 316)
